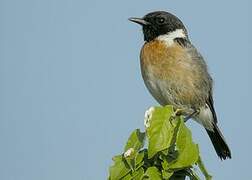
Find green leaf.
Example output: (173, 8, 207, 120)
(123, 129, 145, 171)
(109, 155, 131, 180)
(122, 168, 145, 180)
(135, 150, 145, 167)
(146, 106, 177, 158)
(124, 150, 145, 173)
(122, 173, 132, 180)
(124, 129, 145, 153)
(108, 105, 211, 180)
(197, 156, 212, 180)
(169, 118, 199, 169)
(142, 167, 162, 180)
(161, 157, 169, 170)
(133, 168, 144, 179)
(162, 170, 173, 179)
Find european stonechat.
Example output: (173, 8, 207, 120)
(129, 11, 231, 160)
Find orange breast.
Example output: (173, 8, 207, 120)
(140, 40, 205, 107)
(140, 40, 191, 80)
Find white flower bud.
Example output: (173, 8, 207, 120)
(144, 107, 155, 128)
(124, 148, 134, 158)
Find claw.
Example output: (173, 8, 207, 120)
(169, 108, 185, 125)
(174, 108, 184, 116)
(184, 110, 199, 122)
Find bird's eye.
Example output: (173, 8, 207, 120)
(157, 17, 165, 24)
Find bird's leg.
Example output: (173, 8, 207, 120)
(170, 108, 185, 122)
(184, 110, 199, 122)
(173, 108, 185, 116)
(168, 108, 182, 126)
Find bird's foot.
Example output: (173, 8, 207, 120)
(169, 108, 186, 126)
(184, 110, 199, 122)
(170, 108, 185, 121)
(173, 108, 185, 116)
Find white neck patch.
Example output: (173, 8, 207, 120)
(156, 29, 186, 46)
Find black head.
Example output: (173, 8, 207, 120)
(129, 11, 187, 42)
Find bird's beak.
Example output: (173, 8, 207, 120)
(128, 17, 150, 26)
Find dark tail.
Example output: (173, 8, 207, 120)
(205, 123, 231, 160)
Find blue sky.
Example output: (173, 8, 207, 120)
(0, 0, 251, 179)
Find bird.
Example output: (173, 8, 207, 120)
(129, 11, 231, 160)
